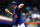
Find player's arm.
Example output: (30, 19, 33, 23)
(5, 9, 13, 16)
(18, 4, 24, 9)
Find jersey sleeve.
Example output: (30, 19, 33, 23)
(15, 7, 22, 13)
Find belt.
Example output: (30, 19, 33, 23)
(14, 24, 18, 26)
(14, 24, 21, 26)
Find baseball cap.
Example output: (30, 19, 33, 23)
(11, 1, 17, 4)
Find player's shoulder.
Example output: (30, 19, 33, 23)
(15, 6, 22, 11)
(16, 6, 21, 9)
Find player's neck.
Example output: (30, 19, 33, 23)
(12, 8, 15, 10)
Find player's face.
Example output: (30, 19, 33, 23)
(11, 4, 17, 9)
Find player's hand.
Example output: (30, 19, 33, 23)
(5, 9, 9, 13)
(18, 4, 24, 8)
(5, 9, 13, 16)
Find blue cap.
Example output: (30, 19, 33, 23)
(11, 1, 17, 4)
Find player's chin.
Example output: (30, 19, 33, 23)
(12, 9, 15, 10)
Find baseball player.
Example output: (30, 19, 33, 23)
(5, 1, 25, 27)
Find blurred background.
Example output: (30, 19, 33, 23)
(0, 0, 40, 27)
